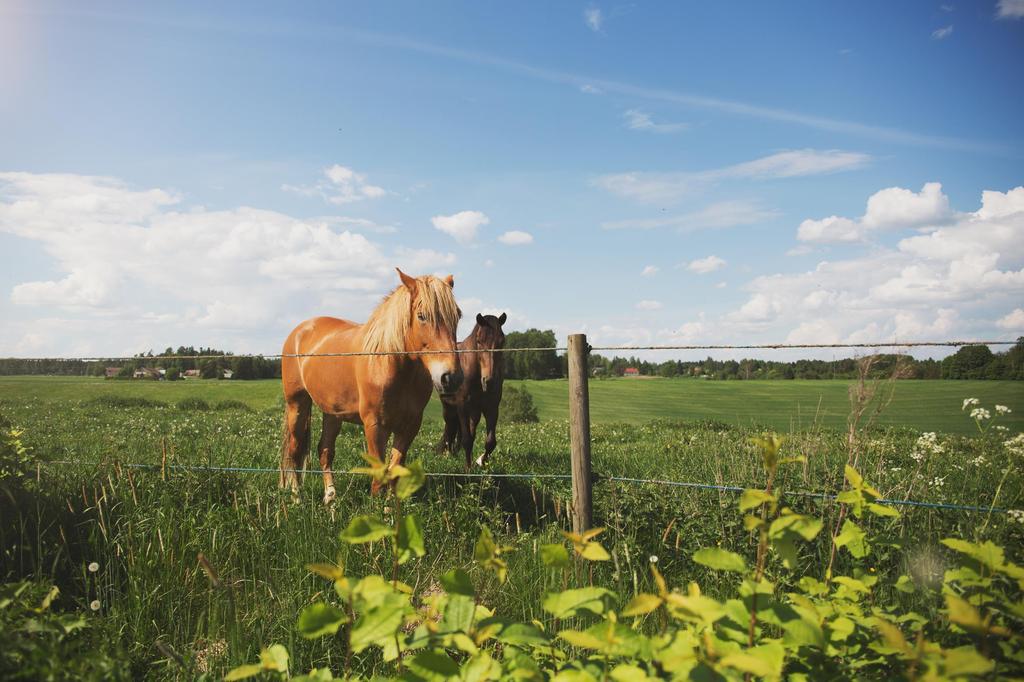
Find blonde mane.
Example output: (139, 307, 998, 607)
(362, 275, 461, 354)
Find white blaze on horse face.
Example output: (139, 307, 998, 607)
(428, 359, 449, 390)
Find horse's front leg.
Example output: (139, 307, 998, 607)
(318, 413, 344, 505)
(362, 420, 391, 496)
(390, 412, 425, 486)
(460, 407, 480, 471)
(478, 403, 498, 468)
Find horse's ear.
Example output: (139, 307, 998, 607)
(498, 312, 507, 325)
(476, 313, 486, 326)
(396, 268, 417, 294)
(444, 274, 455, 288)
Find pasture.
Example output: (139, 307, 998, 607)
(1, 376, 1022, 678)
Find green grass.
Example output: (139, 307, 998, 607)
(2, 375, 1020, 434)
(1, 376, 1021, 678)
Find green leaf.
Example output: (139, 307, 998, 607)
(396, 460, 426, 500)
(306, 562, 344, 581)
(339, 515, 394, 544)
(397, 514, 425, 564)
(944, 646, 995, 676)
(292, 668, 337, 682)
(720, 643, 785, 678)
(832, 576, 870, 594)
(477, 617, 549, 646)
(540, 543, 570, 569)
(622, 593, 663, 617)
(350, 593, 408, 653)
(781, 615, 826, 649)
(440, 568, 475, 597)
(474, 526, 498, 562)
(834, 519, 869, 558)
(542, 587, 614, 619)
(895, 575, 915, 594)
(867, 502, 900, 518)
(408, 650, 460, 680)
(461, 652, 502, 682)
(579, 541, 611, 561)
(439, 594, 475, 634)
(259, 644, 290, 672)
(844, 465, 863, 489)
(739, 489, 776, 512)
(224, 664, 263, 681)
(558, 629, 607, 650)
(610, 664, 657, 681)
(692, 547, 748, 573)
(297, 603, 348, 639)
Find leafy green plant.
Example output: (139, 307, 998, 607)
(501, 385, 540, 424)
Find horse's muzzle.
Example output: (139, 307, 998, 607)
(439, 370, 463, 395)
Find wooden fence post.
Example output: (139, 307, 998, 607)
(568, 333, 593, 534)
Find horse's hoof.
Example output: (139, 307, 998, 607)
(475, 454, 486, 467)
(322, 485, 337, 505)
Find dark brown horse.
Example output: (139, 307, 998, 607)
(440, 313, 506, 469)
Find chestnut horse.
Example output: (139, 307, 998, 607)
(439, 313, 506, 469)
(280, 269, 463, 503)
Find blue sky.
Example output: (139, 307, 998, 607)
(1, 1, 1022, 360)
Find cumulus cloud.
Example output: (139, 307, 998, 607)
(584, 7, 603, 31)
(686, 256, 726, 274)
(797, 182, 954, 243)
(997, 308, 1024, 330)
(641, 265, 659, 277)
(635, 300, 663, 310)
(281, 164, 387, 205)
(594, 149, 869, 204)
(931, 25, 954, 39)
(431, 210, 489, 244)
(0, 172, 455, 354)
(497, 230, 533, 246)
(624, 109, 688, 134)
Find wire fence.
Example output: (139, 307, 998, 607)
(0, 339, 1018, 362)
(37, 459, 1012, 515)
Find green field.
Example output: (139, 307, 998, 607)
(2, 375, 1021, 434)
(1, 376, 1021, 678)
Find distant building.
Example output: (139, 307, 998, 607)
(133, 367, 161, 380)
(183, 369, 201, 379)
(623, 367, 640, 377)
(222, 369, 234, 379)
(105, 367, 121, 378)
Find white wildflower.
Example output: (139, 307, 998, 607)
(1004, 433, 1024, 457)
(968, 455, 987, 467)
(913, 432, 943, 461)
(1009, 510, 1024, 525)
(88, 562, 99, 573)
(970, 408, 991, 421)
(931, 476, 946, 488)
(995, 405, 1011, 416)
(962, 398, 980, 411)
(90, 600, 101, 611)
(649, 555, 659, 564)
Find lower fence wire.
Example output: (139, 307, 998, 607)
(40, 459, 1011, 514)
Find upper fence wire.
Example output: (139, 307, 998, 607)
(0, 339, 1017, 362)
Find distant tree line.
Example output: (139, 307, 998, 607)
(1, 337, 1020, 381)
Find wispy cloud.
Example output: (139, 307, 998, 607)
(635, 300, 662, 310)
(931, 25, 954, 40)
(624, 109, 688, 134)
(584, 7, 603, 32)
(641, 265, 659, 277)
(31, 10, 999, 152)
(603, 200, 779, 231)
(579, 84, 603, 95)
(997, 0, 1024, 19)
(595, 149, 869, 204)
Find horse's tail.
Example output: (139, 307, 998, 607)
(278, 411, 289, 488)
(279, 399, 312, 489)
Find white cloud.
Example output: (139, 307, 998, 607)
(997, 0, 1024, 18)
(282, 164, 387, 205)
(797, 182, 954, 243)
(641, 265, 659, 277)
(497, 230, 533, 246)
(686, 255, 726, 274)
(431, 210, 489, 244)
(0, 172, 455, 353)
(579, 84, 603, 95)
(594, 149, 869, 204)
(997, 308, 1024, 330)
(635, 300, 663, 310)
(931, 25, 954, 39)
(624, 109, 688, 134)
(584, 7, 603, 31)
(603, 200, 778, 231)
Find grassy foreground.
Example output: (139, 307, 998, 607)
(0, 377, 1021, 678)
(1, 375, 1021, 434)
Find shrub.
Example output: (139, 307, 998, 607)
(176, 397, 211, 411)
(214, 400, 252, 412)
(501, 385, 539, 423)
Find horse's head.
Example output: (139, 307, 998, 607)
(474, 312, 507, 393)
(397, 268, 463, 396)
